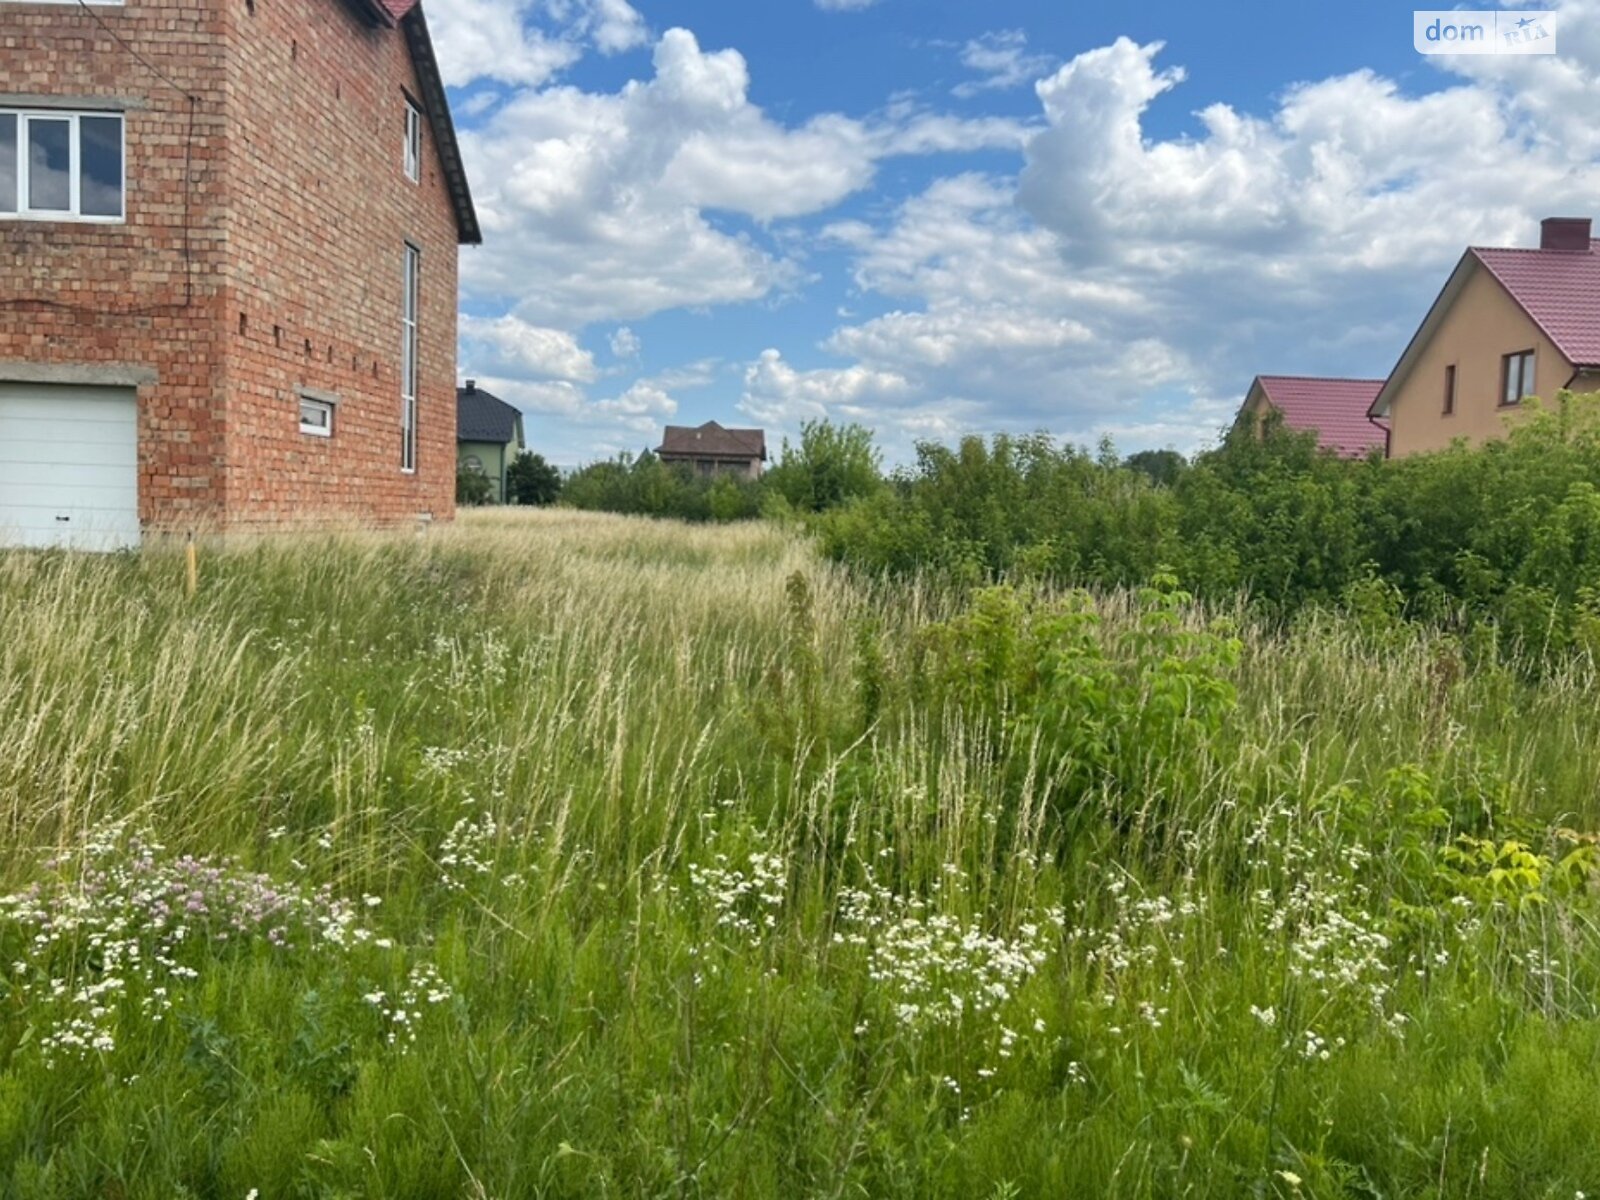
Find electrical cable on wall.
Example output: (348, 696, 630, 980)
(0, 1, 202, 316)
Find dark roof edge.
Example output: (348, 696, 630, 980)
(350, 0, 397, 28)
(403, 8, 482, 246)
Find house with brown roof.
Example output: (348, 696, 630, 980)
(1236, 376, 1388, 458)
(656, 422, 768, 479)
(1369, 217, 1600, 457)
(0, 0, 477, 549)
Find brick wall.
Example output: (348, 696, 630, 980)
(0, 0, 462, 529)
(0, 0, 231, 527)
(222, 0, 460, 525)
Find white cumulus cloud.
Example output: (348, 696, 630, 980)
(776, 14, 1600, 459)
(451, 0, 1600, 465)
(954, 30, 1055, 97)
(609, 326, 642, 360)
(431, 0, 648, 89)
(460, 315, 598, 383)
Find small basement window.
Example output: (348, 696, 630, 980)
(404, 98, 422, 183)
(299, 393, 335, 437)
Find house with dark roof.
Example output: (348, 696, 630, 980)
(0, 0, 477, 549)
(1368, 217, 1600, 457)
(656, 422, 768, 479)
(457, 381, 525, 504)
(1237, 376, 1388, 458)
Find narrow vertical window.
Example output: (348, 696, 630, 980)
(0, 114, 15, 213)
(401, 244, 420, 473)
(26, 116, 71, 212)
(78, 115, 123, 219)
(404, 99, 421, 184)
(1442, 364, 1456, 415)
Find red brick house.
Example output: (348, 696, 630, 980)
(0, 0, 479, 549)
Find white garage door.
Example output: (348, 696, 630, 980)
(0, 383, 140, 551)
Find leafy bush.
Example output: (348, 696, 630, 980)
(561, 451, 760, 522)
(915, 572, 1241, 828)
(455, 463, 493, 506)
(764, 419, 883, 512)
(560, 397, 1600, 669)
(506, 451, 562, 506)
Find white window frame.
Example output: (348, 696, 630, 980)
(299, 396, 335, 437)
(404, 99, 422, 184)
(401, 244, 420, 473)
(0, 109, 125, 223)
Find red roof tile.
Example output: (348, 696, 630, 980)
(1471, 238, 1600, 367)
(1254, 376, 1387, 457)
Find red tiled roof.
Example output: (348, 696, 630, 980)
(378, 0, 418, 19)
(1471, 238, 1600, 367)
(1254, 376, 1388, 457)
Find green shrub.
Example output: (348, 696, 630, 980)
(506, 451, 562, 506)
(455, 463, 493, 506)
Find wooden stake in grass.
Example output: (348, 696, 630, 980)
(186, 532, 198, 598)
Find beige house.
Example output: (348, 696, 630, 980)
(1369, 217, 1600, 457)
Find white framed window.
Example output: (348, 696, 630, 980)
(404, 99, 421, 184)
(0, 110, 124, 222)
(299, 396, 334, 437)
(401, 244, 420, 472)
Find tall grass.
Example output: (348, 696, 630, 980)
(1, 509, 1599, 1197)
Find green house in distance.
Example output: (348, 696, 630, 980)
(456, 381, 526, 504)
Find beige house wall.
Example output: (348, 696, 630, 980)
(1386, 265, 1585, 458)
(1238, 386, 1271, 436)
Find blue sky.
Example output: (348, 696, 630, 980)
(433, 0, 1600, 466)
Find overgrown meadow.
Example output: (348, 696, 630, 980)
(5, 509, 1600, 1197)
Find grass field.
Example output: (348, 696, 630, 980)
(3, 508, 1600, 1197)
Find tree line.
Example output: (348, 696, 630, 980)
(510, 395, 1600, 661)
